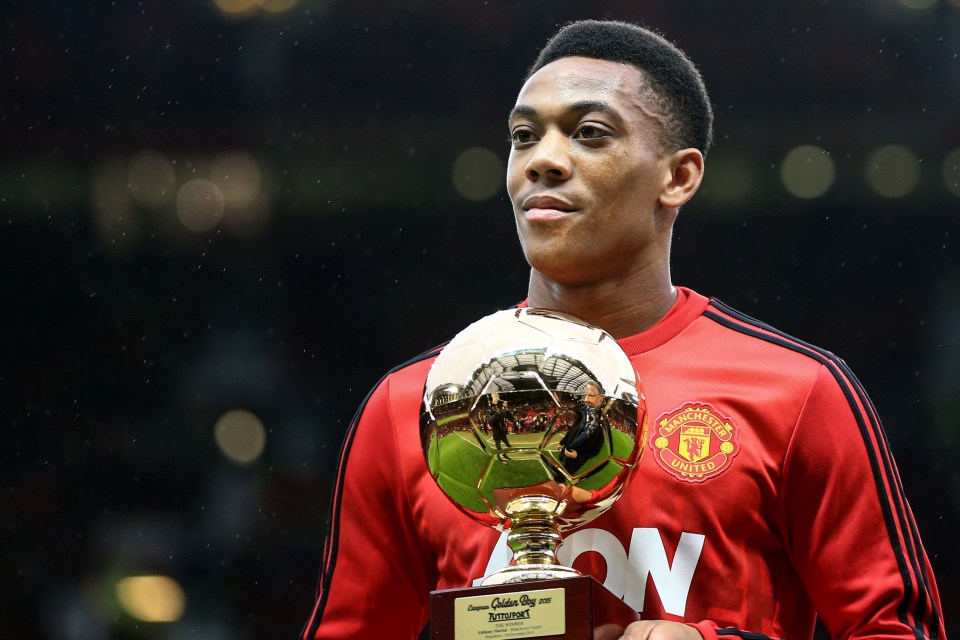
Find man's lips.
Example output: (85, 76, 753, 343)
(521, 195, 577, 221)
(524, 207, 574, 221)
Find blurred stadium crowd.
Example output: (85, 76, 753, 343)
(2, 0, 959, 638)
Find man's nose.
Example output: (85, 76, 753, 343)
(524, 131, 572, 182)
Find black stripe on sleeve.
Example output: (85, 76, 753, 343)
(825, 356, 939, 640)
(716, 628, 779, 640)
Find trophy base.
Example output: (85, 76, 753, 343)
(480, 563, 582, 585)
(429, 575, 639, 640)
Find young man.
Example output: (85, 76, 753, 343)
(301, 20, 944, 640)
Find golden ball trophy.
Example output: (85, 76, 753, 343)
(421, 308, 647, 640)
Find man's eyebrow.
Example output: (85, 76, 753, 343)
(508, 105, 537, 123)
(568, 100, 621, 119)
(508, 100, 622, 124)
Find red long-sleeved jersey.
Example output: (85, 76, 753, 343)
(301, 288, 944, 640)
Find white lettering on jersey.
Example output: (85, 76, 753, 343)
(622, 529, 705, 615)
(475, 527, 705, 616)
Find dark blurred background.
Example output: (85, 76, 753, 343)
(2, 0, 958, 638)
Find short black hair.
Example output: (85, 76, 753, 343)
(527, 20, 714, 156)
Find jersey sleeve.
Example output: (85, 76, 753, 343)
(776, 363, 944, 640)
(300, 375, 436, 639)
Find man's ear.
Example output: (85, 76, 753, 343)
(659, 148, 704, 209)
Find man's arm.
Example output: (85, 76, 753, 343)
(300, 375, 436, 639)
(777, 363, 944, 639)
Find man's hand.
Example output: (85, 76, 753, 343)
(620, 620, 703, 640)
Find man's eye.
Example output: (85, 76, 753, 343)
(576, 125, 605, 139)
(511, 129, 536, 146)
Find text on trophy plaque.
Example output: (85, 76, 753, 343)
(453, 587, 566, 639)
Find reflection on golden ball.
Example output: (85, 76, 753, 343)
(421, 308, 644, 533)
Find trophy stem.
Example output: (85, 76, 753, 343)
(508, 512, 563, 566)
(479, 506, 582, 585)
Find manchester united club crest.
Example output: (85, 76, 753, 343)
(650, 403, 740, 483)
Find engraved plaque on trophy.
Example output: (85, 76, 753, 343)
(420, 308, 647, 639)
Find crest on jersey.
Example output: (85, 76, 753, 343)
(650, 403, 740, 483)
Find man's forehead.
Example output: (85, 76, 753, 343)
(519, 58, 640, 98)
(509, 56, 670, 137)
(510, 57, 646, 118)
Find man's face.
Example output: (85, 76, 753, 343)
(507, 56, 675, 286)
(584, 383, 604, 408)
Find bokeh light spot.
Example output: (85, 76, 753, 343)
(865, 145, 920, 198)
(452, 147, 504, 201)
(211, 151, 269, 237)
(211, 150, 261, 206)
(116, 575, 185, 622)
(942, 148, 960, 197)
(176, 179, 225, 231)
(127, 150, 176, 206)
(781, 145, 835, 199)
(214, 409, 267, 465)
(213, 0, 258, 14)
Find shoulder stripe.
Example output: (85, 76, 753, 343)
(300, 344, 446, 640)
(705, 300, 940, 640)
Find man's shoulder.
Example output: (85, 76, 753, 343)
(375, 306, 524, 397)
(376, 345, 443, 395)
(352, 348, 441, 427)
(694, 294, 843, 373)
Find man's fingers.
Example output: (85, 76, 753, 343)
(620, 620, 703, 640)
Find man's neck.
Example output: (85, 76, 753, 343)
(526, 270, 677, 339)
